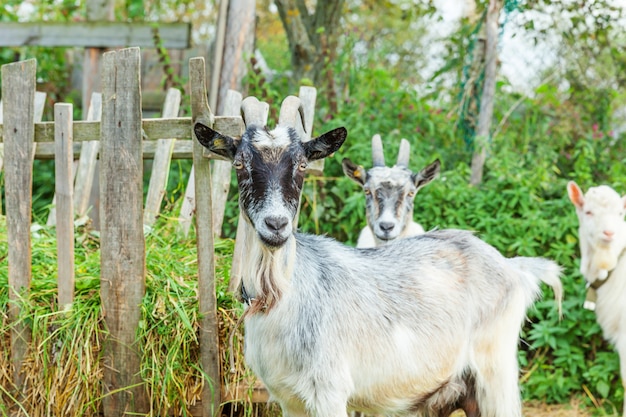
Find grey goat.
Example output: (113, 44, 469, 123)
(194, 120, 563, 417)
(342, 134, 440, 247)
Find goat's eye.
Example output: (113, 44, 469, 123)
(298, 162, 307, 172)
(364, 188, 371, 195)
(233, 161, 244, 170)
(408, 191, 416, 198)
(585, 210, 593, 216)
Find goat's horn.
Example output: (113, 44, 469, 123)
(372, 134, 385, 167)
(278, 96, 306, 136)
(241, 96, 269, 128)
(396, 139, 410, 167)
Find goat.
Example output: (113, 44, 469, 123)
(342, 134, 440, 247)
(567, 181, 626, 284)
(568, 181, 626, 417)
(194, 120, 563, 417)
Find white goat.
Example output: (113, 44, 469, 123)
(342, 134, 440, 248)
(568, 181, 626, 417)
(194, 120, 562, 417)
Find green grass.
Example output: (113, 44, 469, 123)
(0, 213, 250, 416)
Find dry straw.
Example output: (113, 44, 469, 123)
(0, 214, 260, 416)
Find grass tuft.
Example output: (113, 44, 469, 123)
(0, 213, 257, 416)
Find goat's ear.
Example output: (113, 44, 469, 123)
(193, 122, 238, 160)
(342, 158, 366, 186)
(567, 181, 585, 209)
(303, 127, 347, 161)
(412, 159, 441, 190)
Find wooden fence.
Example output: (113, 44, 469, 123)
(0, 46, 320, 416)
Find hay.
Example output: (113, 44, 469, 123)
(0, 215, 259, 416)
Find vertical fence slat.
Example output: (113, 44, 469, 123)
(2, 58, 36, 391)
(0, 91, 45, 217)
(33, 91, 47, 124)
(178, 164, 196, 235)
(55, 103, 75, 309)
(144, 87, 181, 227)
(99, 47, 148, 416)
(211, 89, 242, 237)
(73, 92, 102, 219)
(190, 56, 221, 417)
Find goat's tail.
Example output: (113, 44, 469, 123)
(508, 257, 563, 318)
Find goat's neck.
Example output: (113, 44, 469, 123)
(241, 220, 295, 314)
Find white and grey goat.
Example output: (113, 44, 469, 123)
(568, 181, 626, 417)
(194, 120, 563, 417)
(342, 134, 440, 247)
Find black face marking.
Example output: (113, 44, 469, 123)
(195, 123, 347, 249)
(234, 128, 306, 228)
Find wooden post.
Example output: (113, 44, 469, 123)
(144, 87, 182, 227)
(54, 103, 75, 309)
(99, 47, 148, 416)
(190, 56, 222, 417)
(2, 58, 36, 391)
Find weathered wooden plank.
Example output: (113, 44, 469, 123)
(33, 139, 193, 160)
(0, 116, 241, 143)
(0, 22, 191, 48)
(2, 58, 36, 391)
(178, 165, 196, 236)
(73, 93, 102, 219)
(54, 103, 75, 309)
(99, 47, 148, 416)
(190, 56, 222, 417)
(0, 91, 45, 216)
(144, 87, 181, 227)
(211, 90, 242, 236)
(230, 96, 270, 293)
(33, 91, 47, 122)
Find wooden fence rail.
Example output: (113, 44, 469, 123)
(0, 46, 320, 416)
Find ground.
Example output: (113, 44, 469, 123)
(448, 399, 597, 416)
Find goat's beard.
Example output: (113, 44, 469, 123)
(592, 245, 619, 272)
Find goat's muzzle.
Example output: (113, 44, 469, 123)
(257, 215, 291, 248)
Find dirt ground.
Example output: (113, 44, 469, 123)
(449, 399, 598, 416)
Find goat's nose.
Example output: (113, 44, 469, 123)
(603, 230, 615, 238)
(265, 216, 288, 233)
(379, 222, 395, 233)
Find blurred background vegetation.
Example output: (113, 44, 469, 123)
(2, 0, 626, 414)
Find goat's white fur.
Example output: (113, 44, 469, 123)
(568, 182, 626, 282)
(195, 121, 563, 417)
(568, 181, 626, 417)
(343, 135, 440, 248)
